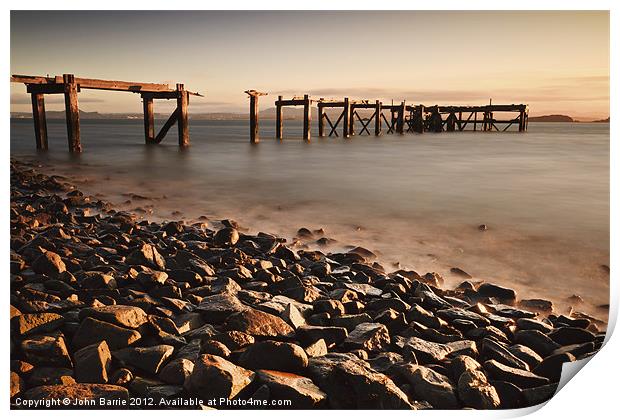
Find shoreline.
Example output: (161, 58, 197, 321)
(10, 159, 607, 409)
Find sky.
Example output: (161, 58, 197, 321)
(10, 11, 610, 119)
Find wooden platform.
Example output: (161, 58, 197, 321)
(11, 74, 203, 152)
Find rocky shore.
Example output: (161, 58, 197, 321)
(10, 160, 606, 410)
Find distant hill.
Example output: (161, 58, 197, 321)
(528, 114, 574, 122)
(592, 117, 610, 123)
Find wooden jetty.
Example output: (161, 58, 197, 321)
(11, 74, 203, 152)
(269, 94, 528, 141)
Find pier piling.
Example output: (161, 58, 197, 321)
(245, 90, 267, 143)
(30, 92, 48, 150)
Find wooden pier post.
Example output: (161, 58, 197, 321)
(302, 94, 311, 141)
(474, 112, 477, 131)
(318, 100, 325, 137)
(31, 92, 48, 150)
(374, 100, 382, 136)
(343, 97, 351, 138)
(63, 74, 81, 153)
(143, 96, 155, 144)
(276, 95, 283, 140)
(245, 90, 267, 143)
(413, 105, 424, 133)
(396, 101, 406, 134)
(176, 83, 190, 147)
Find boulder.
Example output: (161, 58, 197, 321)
(113, 345, 175, 375)
(12, 312, 64, 336)
(477, 283, 517, 303)
(21, 331, 72, 367)
(74, 341, 112, 383)
(239, 340, 308, 372)
(344, 323, 390, 352)
(184, 354, 254, 399)
(32, 251, 66, 276)
(483, 360, 549, 389)
(214, 227, 239, 247)
(226, 308, 294, 338)
(297, 325, 348, 347)
(457, 369, 500, 409)
(126, 243, 166, 270)
(72, 317, 141, 350)
(79, 305, 148, 329)
(256, 370, 327, 409)
(159, 358, 195, 385)
(196, 292, 247, 324)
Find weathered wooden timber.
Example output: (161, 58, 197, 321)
(275, 94, 313, 141)
(245, 90, 267, 144)
(11, 73, 203, 152)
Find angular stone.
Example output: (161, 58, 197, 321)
(32, 251, 66, 276)
(79, 305, 148, 329)
(256, 370, 327, 409)
(408, 304, 445, 329)
(480, 338, 530, 371)
(449, 355, 482, 382)
(519, 299, 554, 312)
(436, 308, 490, 327)
(514, 329, 560, 357)
(477, 283, 517, 303)
(72, 317, 141, 350)
(126, 243, 166, 270)
(214, 227, 240, 247)
(394, 336, 450, 364)
(516, 318, 553, 334)
(308, 355, 412, 409)
(226, 308, 294, 338)
(457, 370, 501, 409)
(533, 352, 576, 382)
(113, 345, 175, 375)
(200, 340, 231, 358)
(509, 344, 543, 370)
(196, 292, 247, 324)
(81, 271, 117, 289)
(522, 383, 559, 406)
(239, 340, 308, 372)
(313, 299, 345, 316)
(11, 371, 24, 398)
(74, 341, 112, 383)
(344, 322, 390, 352)
(184, 354, 254, 399)
(548, 327, 596, 346)
(483, 360, 549, 389)
(21, 331, 72, 367)
(331, 314, 373, 331)
(282, 302, 306, 329)
(399, 365, 458, 409)
(12, 312, 64, 336)
(27, 367, 75, 386)
(159, 358, 195, 385)
(22, 384, 129, 407)
(305, 339, 328, 357)
(297, 325, 348, 347)
(490, 380, 523, 409)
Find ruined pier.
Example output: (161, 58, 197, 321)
(11, 74, 203, 152)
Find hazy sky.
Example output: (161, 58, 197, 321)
(10, 11, 609, 119)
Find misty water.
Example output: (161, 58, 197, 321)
(10, 119, 610, 320)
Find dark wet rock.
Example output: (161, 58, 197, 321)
(256, 370, 327, 408)
(11, 371, 24, 398)
(27, 367, 75, 387)
(514, 330, 560, 357)
(79, 305, 148, 329)
(548, 327, 596, 346)
(113, 344, 174, 375)
(398, 364, 458, 409)
(483, 360, 549, 389)
(307, 355, 413, 409)
(313, 299, 345, 316)
(214, 227, 239, 247)
(226, 308, 294, 338)
(490, 380, 523, 409)
(110, 368, 134, 386)
(297, 325, 348, 347)
(457, 369, 501, 409)
(211, 330, 255, 351)
(81, 271, 118, 289)
(367, 352, 405, 373)
(200, 339, 231, 358)
(394, 336, 450, 364)
(516, 318, 553, 334)
(477, 283, 517, 303)
(22, 383, 129, 406)
(32, 251, 66, 277)
(509, 344, 543, 369)
(551, 342, 595, 359)
(12, 312, 64, 336)
(72, 317, 141, 350)
(126, 243, 166, 270)
(436, 308, 490, 327)
(488, 304, 536, 319)
(281, 302, 306, 329)
(344, 322, 390, 352)
(519, 299, 554, 312)
(407, 303, 445, 329)
(196, 292, 247, 324)
(480, 338, 530, 370)
(21, 331, 72, 367)
(533, 352, 575, 382)
(331, 313, 373, 331)
(239, 340, 308, 372)
(74, 341, 112, 383)
(522, 382, 559, 406)
(158, 358, 194, 385)
(184, 354, 254, 399)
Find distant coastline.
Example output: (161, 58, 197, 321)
(10, 110, 609, 123)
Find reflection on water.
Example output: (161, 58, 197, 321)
(11, 119, 610, 318)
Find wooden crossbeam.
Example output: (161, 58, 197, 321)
(154, 109, 179, 144)
(325, 113, 340, 137)
(381, 113, 394, 134)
